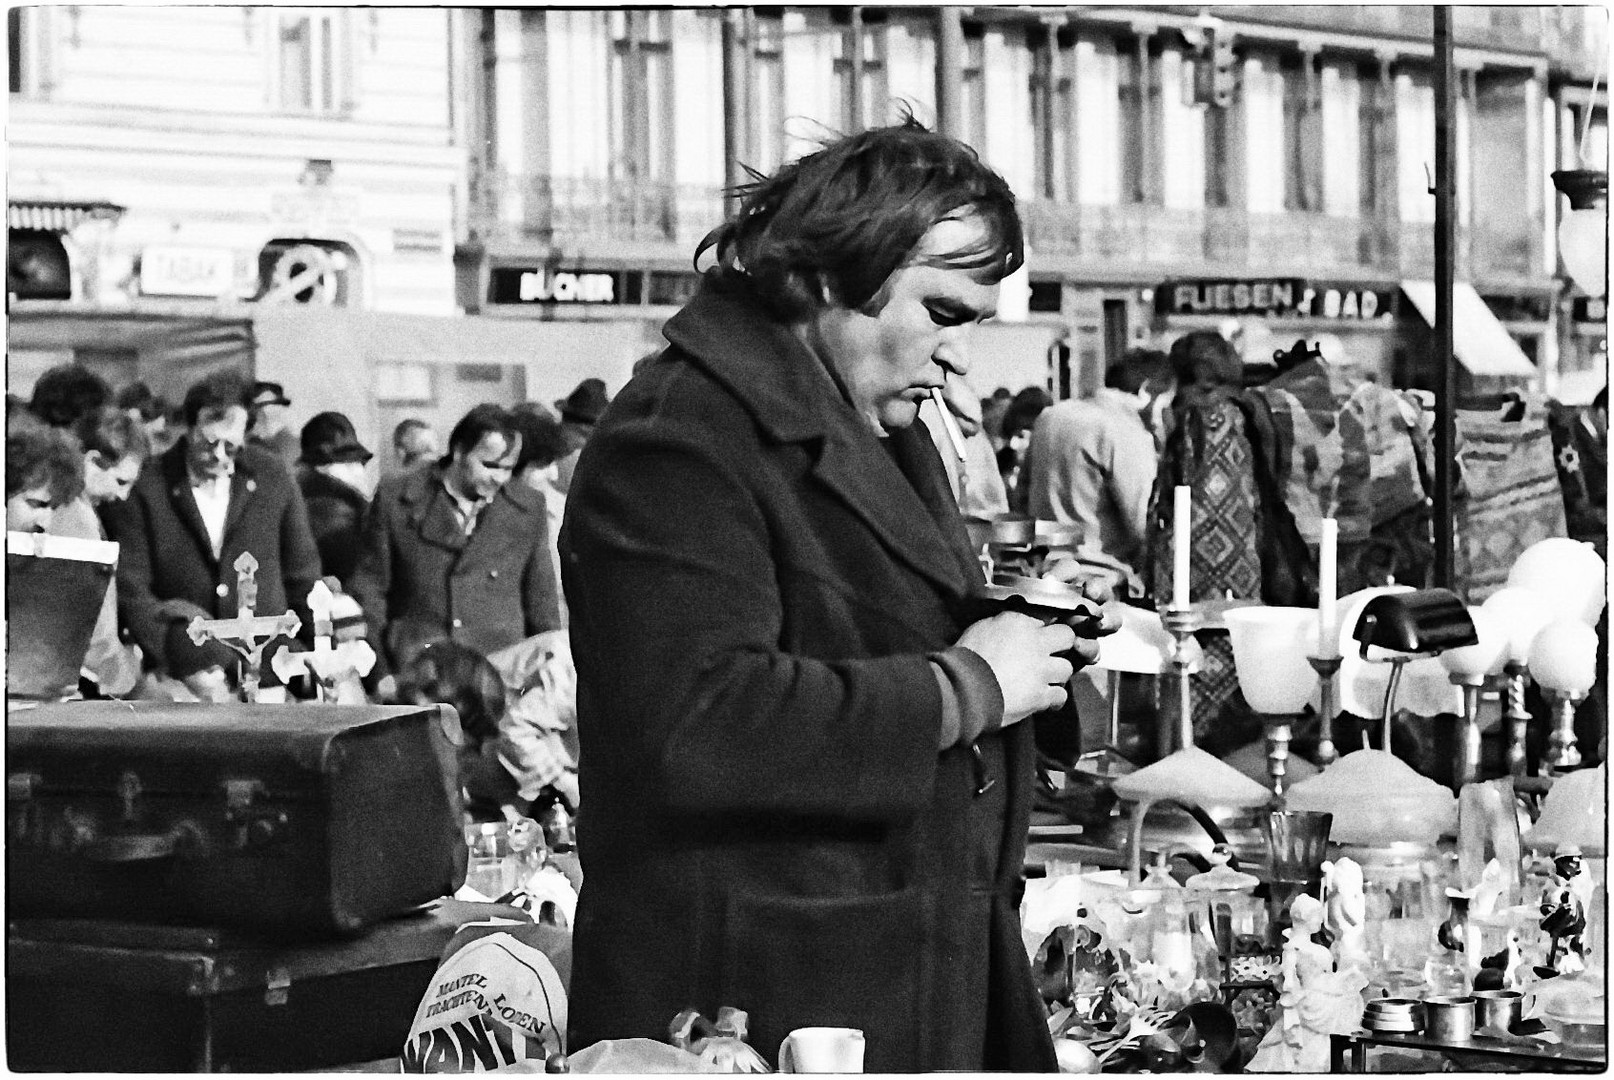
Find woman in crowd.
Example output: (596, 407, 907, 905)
(7, 416, 85, 534)
(297, 411, 375, 593)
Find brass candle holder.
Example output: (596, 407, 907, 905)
(1159, 606, 1204, 756)
(1306, 654, 1342, 768)
(1448, 673, 1486, 789)
(1500, 661, 1532, 779)
(1543, 688, 1587, 775)
(1264, 714, 1298, 802)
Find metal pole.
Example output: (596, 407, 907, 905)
(1432, 6, 1457, 591)
(935, 7, 964, 140)
(721, 9, 750, 213)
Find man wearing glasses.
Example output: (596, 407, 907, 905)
(107, 370, 321, 697)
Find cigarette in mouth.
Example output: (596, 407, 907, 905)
(932, 388, 970, 464)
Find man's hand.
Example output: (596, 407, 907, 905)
(956, 611, 1077, 726)
(1041, 556, 1122, 672)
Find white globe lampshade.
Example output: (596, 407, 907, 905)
(1508, 538, 1607, 626)
(1480, 586, 1556, 666)
(1527, 620, 1600, 694)
(1438, 607, 1511, 680)
(1224, 606, 1318, 713)
(1559, 207, 1608, 300)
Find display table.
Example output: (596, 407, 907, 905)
(1330, 1029, 1606, 1074)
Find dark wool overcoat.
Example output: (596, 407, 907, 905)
(559, 277, 1057, 1073)
(108, 441, 322, 678)
(351, 465, 562, 673)
(296, 467, 369, 592)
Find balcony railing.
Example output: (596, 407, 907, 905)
(1201, 5, 1554, 55)
(469, 170, 726, 254)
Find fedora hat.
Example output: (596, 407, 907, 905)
(249, 380, 292, 409)
(300, 411, 373, 466)
(554, 378, 610, 427)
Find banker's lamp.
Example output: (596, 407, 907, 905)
(1552, 168, 1608, 300)
(1351, 589, 1477, 754)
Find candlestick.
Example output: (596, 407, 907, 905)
(1543, 689, 1587, 776)
(1318, 518, 1339, 657)
(1265, 716, 1294, 801)
(1306, 654, 1342, 767)
(1502, 661, 1531, 778)
(1160, 605, 1203, 756)
(1449, 673, 1485, 789)
(1172, 486, 1192, 611)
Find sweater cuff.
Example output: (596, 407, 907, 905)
(929, 645, 1006, 750)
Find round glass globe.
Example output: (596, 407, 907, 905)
(1527, 620, 1600, 694)
(1479, 587, 1555, 666)
(1507, 538, 1607, 626)
(1438, 607, 1510, 680)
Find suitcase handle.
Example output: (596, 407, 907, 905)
(81, 822, 207, 862)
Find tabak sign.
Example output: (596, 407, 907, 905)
(1158, 278, 1396, 322)
(490, 267, 618, 305)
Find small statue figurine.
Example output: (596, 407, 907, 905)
(1321, 857, 1369, 977)
(1248, 894, 1368, 1073)
(1538, 846, 1589, 977)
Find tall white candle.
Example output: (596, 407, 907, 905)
(1173, 485, 1192, 610)
(1319, 517, 1339, 657)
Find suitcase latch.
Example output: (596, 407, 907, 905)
(7, 773, 38, 802)
(264, 966, 292, 1007)
(222, 779, 284, 849)
(116, 771, 142, 822)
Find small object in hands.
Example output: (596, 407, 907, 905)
(977, 573, 1103, 632)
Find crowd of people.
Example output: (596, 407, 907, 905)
(6, 364, 611, 822)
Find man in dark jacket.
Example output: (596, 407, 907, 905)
(107, 370, 322, 684)
(351, 403, 562, 677)
(560, 119, 1113, 1072)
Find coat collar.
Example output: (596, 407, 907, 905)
(160, 441, 264, 564)
(396, 464, 539, 554)
(662, 275, 980, 599)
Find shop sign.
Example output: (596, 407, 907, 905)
(140, 245, 236, 297)
(1157, 278, 1395, 321)
(489, 267, 618, 305)
(268, 187, 362, 231)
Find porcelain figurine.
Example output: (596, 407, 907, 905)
(1249, 894, 1368, 1073)
(1322, 857, 1370, 976)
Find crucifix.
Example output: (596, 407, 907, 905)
(270, 579, 375, 703)
(187, 552, 301, 703)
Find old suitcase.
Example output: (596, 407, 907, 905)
(6, 899, 525, 1072)
(6, 530, 118, 700)
(7, 701, 466, 937)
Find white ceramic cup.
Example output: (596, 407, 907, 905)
(777, 1027, 865, 1073)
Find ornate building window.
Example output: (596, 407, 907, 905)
(274, 8, 346, 114)
(608, 9, 674, 182)
(831, 8, 888, 133)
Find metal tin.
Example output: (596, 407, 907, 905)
(1423, 995, 1475, 1043)
(1472, 989, 1523, 1032)
(1363, 998, 1424, 1034)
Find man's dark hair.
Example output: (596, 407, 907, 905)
(6, 420, 85, 504)
(29, 364, 111, 429)
(1001, 385, 1053, 443)
(393, 417, 433, 447)
(182, 370, 252, 428)
(1168, 331, 1242, 391)
(115, 381, 168, 422)
(388, 640, 506, 745)
(509, 405, 570, 474)
(1105, 348, 1174, 396)
(446, 403, 520, 461)
(72, 405, 151, 465)
(696, 115, 1024, 322)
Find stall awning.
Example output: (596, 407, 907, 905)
(8, 200, 125, 233)
(1401, 280, 1538, 378)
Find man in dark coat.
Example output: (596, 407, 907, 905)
(351, 403, 562, 678)
(107, 370, 322, 682)
(560, 119, 1113, 1072)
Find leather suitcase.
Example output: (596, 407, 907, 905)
(6, 701, 467, 938)
(5, 899, 522, 1072)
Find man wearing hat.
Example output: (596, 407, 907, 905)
(552, 378, 610, 500)
(297, 411, 374, 592)
(247, 380, 300, 469)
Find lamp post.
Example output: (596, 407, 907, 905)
(1552, 166, 1609, 300)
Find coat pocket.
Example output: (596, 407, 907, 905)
(720, 887, 931, 1071)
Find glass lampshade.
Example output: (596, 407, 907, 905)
(1479, 586, 1555, 666)
(1560, 208, 1608, 300)
(1224, 606, 1317, 713)
(1527, 619, 1600, 694)
(1507, 538, 1607, 626)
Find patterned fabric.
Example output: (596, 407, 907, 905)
(1453, 396, 1568, 604)
(1255, 358, 1373, 598)
(1355, 385, 1438, 589)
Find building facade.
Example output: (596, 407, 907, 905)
(461, 5, 1607, 398)
(8, 5, 462, 315)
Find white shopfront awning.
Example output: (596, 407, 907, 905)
(1401, 280, 1538, 378)
(7, 200, 125, 233)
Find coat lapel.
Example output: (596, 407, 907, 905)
(403, 469, 470, 554)
(666, 277, 976, 600)
(161, 443, 219, 567)
(221, 460, 259, 546)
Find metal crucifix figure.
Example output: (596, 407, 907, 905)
(186, 551, 301, 702)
